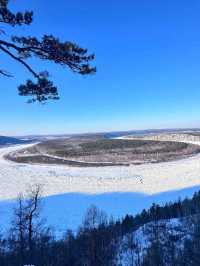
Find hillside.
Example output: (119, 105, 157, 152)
(0, 136, 29, 146)
(0, 189, 199, 265)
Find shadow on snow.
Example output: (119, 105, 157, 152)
(0, 185, 200, 235)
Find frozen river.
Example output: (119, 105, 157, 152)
(0, 142, 200, 231)
(0, 142, 200, 200)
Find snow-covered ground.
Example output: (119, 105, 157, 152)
(0, 142, 200, 199)
(0, 141, 200, 232)
(117, 216, 193, 265)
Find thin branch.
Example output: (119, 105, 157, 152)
(0, 68, 12, 77)
(0, 44, 39, 78)
(0, 39, 28, 52)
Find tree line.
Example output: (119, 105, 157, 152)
(0, 186, 199, 265)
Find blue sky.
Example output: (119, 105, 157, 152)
(1, 0, 200, 135)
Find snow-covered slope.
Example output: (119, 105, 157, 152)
(117, 216, 194, 265)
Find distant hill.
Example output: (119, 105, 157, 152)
(0, 136, 30, 146)
(104, 128, 200, 139)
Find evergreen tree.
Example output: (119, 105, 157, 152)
(0, 0, 96, 102)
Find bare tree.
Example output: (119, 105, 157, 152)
(10, 193, 27, 265)
(11, 184, 43, 265)
(83, 205, 108, 230)
(25, 184, 43, 261)
(78, 205, 118, 266)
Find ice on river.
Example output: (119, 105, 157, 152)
(0, 143, 200, 200)
(0, 142, 200, 232)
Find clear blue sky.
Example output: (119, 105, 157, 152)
(1, 0, 200, 135)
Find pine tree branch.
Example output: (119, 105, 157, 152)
(0, 44, 40, 78)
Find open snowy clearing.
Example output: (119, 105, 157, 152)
(0, 141, 200, 200)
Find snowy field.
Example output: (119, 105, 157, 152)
(0, 141, 200, 232)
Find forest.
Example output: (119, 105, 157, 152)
(0, 186, 199, 265)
